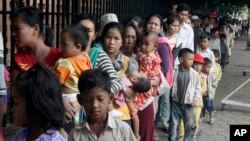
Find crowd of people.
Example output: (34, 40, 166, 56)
(0, 2, 247, 141)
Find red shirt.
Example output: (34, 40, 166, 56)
(14, 48, 61, 71)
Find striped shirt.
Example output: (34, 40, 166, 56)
(96, 50, 122, 94)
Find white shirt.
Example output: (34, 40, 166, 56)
(209, 38, 221, 57)
(68, 114, 136, 141)
(196, 47, 216, 67)
(176, 22, 194, 51)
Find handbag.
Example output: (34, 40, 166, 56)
(157, 70, 170, 96)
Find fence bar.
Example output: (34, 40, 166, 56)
(51, 0, 55, 30)
(26, 0, 30, 6)
(56, 0, 60, 47)
(33, 0, 37, 7)
(45, 0, 49, 25)
(2, 0, 7, 64)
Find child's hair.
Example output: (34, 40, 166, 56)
(11, 6, 43, 36)
(141, 31, 158, 43)
(204, 57, 212, 65)
(75, 14, 96, 31)
(15, 63, 64, 130)
(199, 33, 210, 40)
(133, 77, 151, 93)
(43, 25, 54, 47)
(220, 33, 227, 39)
(78, 68, 111, 94)
(211, 49, 220, 57)
(176, 3, 190, 13)
(211, 28, 219, 34)
(178, 48, 194, 58)
(100, 22, 124, 44)
(61, 24, 89, 51)
(163, 15, 180, 32)
(145, 14, 163, 28)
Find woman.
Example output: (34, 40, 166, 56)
(101, 22, 138, 124)
(122, 22, 141, 59)
(10, 6, 78, 124)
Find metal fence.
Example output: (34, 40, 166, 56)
(0, 0, 175, 66)
(0, 0, 214, 66)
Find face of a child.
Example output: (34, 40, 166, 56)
(11, 87, 28, 126)
(179, 53, 194, 69)
(202, 63, 212, 74)
(192, 62, 203, 73)
(104, 28, 123, 55)
(199, 38, 209, 50)
(139, 35, 157, 54)
(60, 32, 79, 58)
(78, 87, 113, 121)
(127, 71, 148, 83)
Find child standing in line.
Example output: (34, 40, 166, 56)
(196, 33, 216, 67)
(201, 58, 218, 125)
(54, 24, 92, 128)
(12, 63, 65, 141)
(169, 48, 201, 141)
(178, 54, 207, 141)
(211, 49, 222, 81)
(219, 34, 228, 71)
(68, 69, 136, 141)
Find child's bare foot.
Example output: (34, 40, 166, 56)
(178, 135, 184, 141)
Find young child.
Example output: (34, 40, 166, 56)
(201, 58, 218, 125)
(211, 49, 222, 81)
(133, 31, 161, 111)
(54, 24, 92, 126)
(196, 33, 216, 67)
(12, 63, 65, 141)
(169, 48, 201, 141)
(68, 69, 136, 141)
(113, 71, 151, 141)
(178, 54, 207, 140)
(219, 34, 228, 71)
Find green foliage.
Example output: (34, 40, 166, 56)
(211, 0, 248, 14)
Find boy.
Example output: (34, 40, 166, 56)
(219, 34, 228, 71)
(209, 28, 221, 57)
(68, 69, 136, 141)
(196, 33, 216, 67)
(201, 58, 218, 125)
(169, 48, 201, 141)
(178, 54, 207, 140)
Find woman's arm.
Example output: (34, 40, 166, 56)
(157, 44, 170, 74)
(96, 51, 122, 94)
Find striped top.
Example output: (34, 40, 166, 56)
(96, 50, 122, 94)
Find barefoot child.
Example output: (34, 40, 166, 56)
(68, 69, 136, 141)
(12, 63, 65, 141)
(54, 24, 92, 127)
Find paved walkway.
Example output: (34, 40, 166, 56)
(157, 36, 250, 141)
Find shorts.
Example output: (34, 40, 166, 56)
(203, 96, 214, 112)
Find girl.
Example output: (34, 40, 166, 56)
(12, 63, 65, 141)
(54, 24, 92, 127)
(122, 22, 141, 59)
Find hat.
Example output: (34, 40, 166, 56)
(191, 15, 199, 20)
(194, 54, 204, 64)
(98, 13, 119, 36)
(209, 11, 218, 18)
